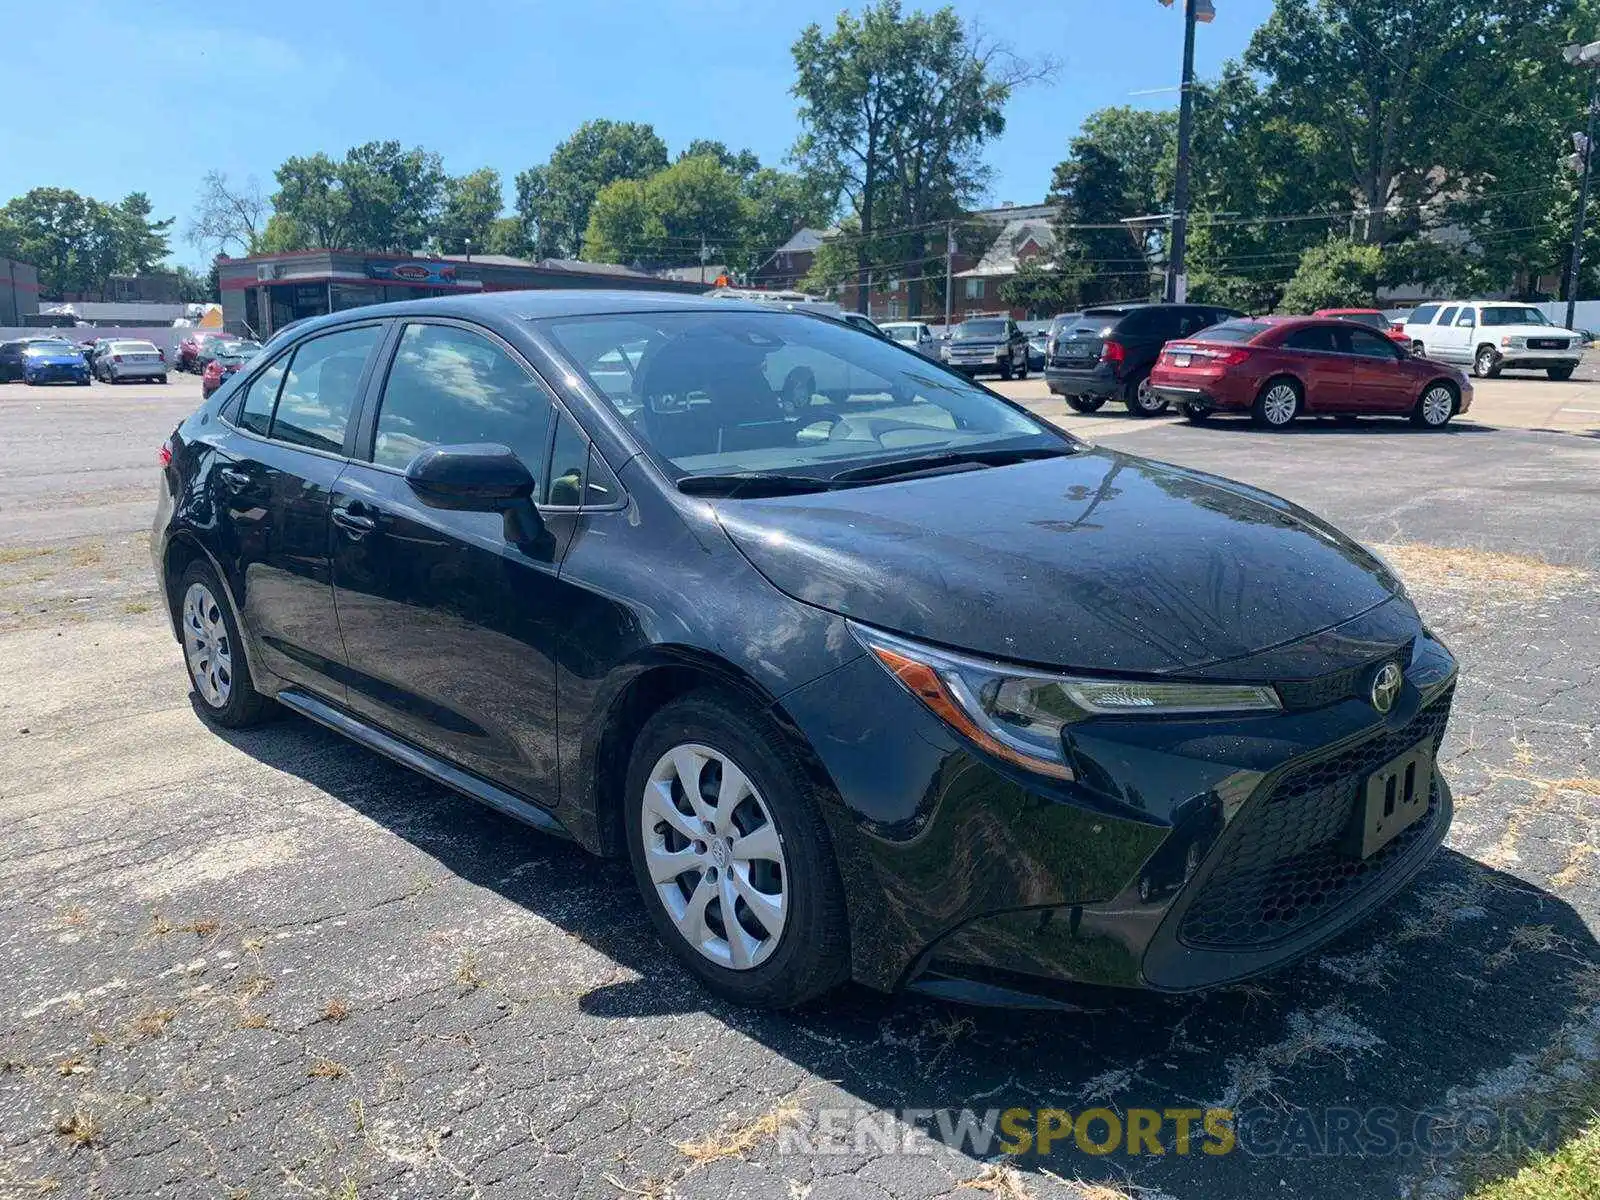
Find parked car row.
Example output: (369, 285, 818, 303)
(0, 334, 174, 385)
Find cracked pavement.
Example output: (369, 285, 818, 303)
(0, 378, 1597, 1199)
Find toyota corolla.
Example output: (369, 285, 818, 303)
(152, 292, 1457, 1009)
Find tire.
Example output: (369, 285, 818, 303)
(1473, 345, 1501, 379)
(624, 689, 849, 1009)
(1547, 364, 1576, 381)
(1125, 372, 1165, 417)
(1411, 341, 1426, 359)
(1411, 381, 1457, 429)
(999, 357, 1013, 381)
(1182, 401, 1210, 423)
(176, 559, 270, 728)
(1065, 394, 1105, 414)
(1017, 352, 1028, 380)
(1252, 378, 1302, 429)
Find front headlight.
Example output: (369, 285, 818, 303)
(1501, 335, 1526, 349)
(852, 624, 1282, 781)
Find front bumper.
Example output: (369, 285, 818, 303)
(781, 608, 1457, 1002)
(25, 363, 89, 384)
(1497, 348, 1581, 369)
(946, 346, 1008, 374)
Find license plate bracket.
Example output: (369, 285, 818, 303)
(1346, 738, 1434, 859)
(1172, 353, 1191, 367)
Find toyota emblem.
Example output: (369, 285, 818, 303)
(1370, 663, 1403, 714)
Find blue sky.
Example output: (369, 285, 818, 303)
(5, 0, 1275, 268)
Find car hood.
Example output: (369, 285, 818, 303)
(712, 449, 1402, 675)
(1497, 324, 1579, 339)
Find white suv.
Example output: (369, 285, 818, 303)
(1403, 302, 1583, 380)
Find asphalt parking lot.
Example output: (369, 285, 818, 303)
(1, 371, 1597, 1199)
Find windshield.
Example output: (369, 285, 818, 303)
(25, 341, 75, 355)
(1480, 306, 1550, 327)
(540, 310, 1061, 479)
(954, 319, 1005, 339)
(883, 325, 919, 342)
(1337, 311, 1388, 330)
(1191, 319, 1274, 344)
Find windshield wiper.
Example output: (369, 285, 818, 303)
(675, 472, 844, 498)
(827, 444, 1078, 484)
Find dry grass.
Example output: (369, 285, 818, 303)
(65, 543, 103, 568)
(958, 1162, 1036, 1199)
(0, 546, 53, 565)
(1371, 542, 1590, 599)
(122, 600, 151, 615)
(454, 951, 485, 992)
(59, 906, 89, 929)
(238, 1011, 270, 1030)
(676, 1097, 803, 1165)
(321, 997, 351, 1024)
(54, 1110, 101, 1149)
(308, 1057, 347, 1080)
(126, 1008, 176, 1040)
(54, 1056, 87, 1078)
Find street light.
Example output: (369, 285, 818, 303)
(1562, 41, 1600, 330)
(1158, 1, 1213, 302)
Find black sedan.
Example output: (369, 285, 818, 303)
(152, 291, 1456, 1009)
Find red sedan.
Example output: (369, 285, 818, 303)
(176, 331, 232, 373)
(1149, 317, 1472, 429)
(1313, 307, 1410, 347)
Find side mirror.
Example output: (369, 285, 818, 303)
(404, 443, 544, 545)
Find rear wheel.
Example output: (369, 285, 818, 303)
(1126, 373, 1166, 417)
(625, 691, 849, 1009)
(1473, 345, 1501, 379)
(1182, 402, 1210, 423)
(1411, 341, 1426, 358)
(176, 560, 270, 728)
(1411, 382, 1457, 428)
(1252, 378, 1302, 429)
(1548, 364, 1576, 381)
(1065, 395, 1105, 414)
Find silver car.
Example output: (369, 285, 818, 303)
(97, 339, 169, 383)
(880, 321, 940, 359)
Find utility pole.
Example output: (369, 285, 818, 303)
(700, 233, 708, 285)
(1166, 0, 1199, 302)
(1563, 42, 1600, 329)
(944, 220, 954, 329)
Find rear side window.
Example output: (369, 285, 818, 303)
(1344, 328, 1398, 359)
(271, 325, 382, 454)
(1112, 309, 1164, 337)
(1176, 308, 1214, 337)
(371, 323, 554, 476)
(1436, 306, 1459, 326)
(1456, 309, 1476, 327)
(1284, 326, 1338, 352)
(237, 358, 286, 436)
(1409, 304, 1439, 325)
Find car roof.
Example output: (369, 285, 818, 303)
(1314, 307, 1382, 315)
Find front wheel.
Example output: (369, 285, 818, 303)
(1473, 346, 1501, 379)
(999, 358, 1013, 381)
(1548, 364, 1576, 381)
(625, 691, 849, 1009)
(1065, 395, 1105, 414)
(1411, 383, 1457, 428)
(1252, 379, 1302, 429)
(1182, 401, 1210, 424)
(1017, 354, 1028, 380)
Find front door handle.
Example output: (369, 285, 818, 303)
(331, 505, 377, 536)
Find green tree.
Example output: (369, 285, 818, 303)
(483, 216, 529, 257)
(678, 140, 762, 180)
(173, 265, 216, 304)
(736, 167, 836, 277)
(514, 120, 669, 259)
(271, 153, 349, 248)
(0, 187, 177, 297)
(1048, 142, 1155, 305)
(1278, 237, 1385, 311)
(187, 171, 269, 258)
(791, 1, 1044, 314)
(339, 141, 445, 251)
(582, 178, 664, 265)
(115, 193, 173, 273)
(435, 167, 505, 255)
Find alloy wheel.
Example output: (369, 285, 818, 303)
(1474, 348, 1498, 378)
(1134, 377, 1166, 413)
(640, 743, 788, 970)
(1261, 384, 1298, 426)
(1420, 386, 1455, 427)
(181, 582, 233, 707)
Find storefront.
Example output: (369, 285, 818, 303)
(218, 250, 703, 338)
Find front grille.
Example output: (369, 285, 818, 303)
(1275, 646, 1412, 712)
(1177, 688, 1453, 950)
(1528, 338, 1570, 350)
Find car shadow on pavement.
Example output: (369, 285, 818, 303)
(214, 707, 1600, 1200)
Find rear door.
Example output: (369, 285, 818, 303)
(1338, 325, 1415, 413)
(211, 321, 387, 703)
(329, 319, 565, 802)
(1425, 306, 1461, 359)
(1279, 324, 1352, 411)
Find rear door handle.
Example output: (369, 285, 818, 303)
(331, 505, 377, 535)
(217, 466, 251, 490)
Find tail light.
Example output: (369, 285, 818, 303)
(1389, 323, 1404, 334)
(1100, 340, 1126, 365)
(158, 440, 172, 468)
(158, 349, 166, 361)
(112, 354, 123, 362)
(204, 361, 221, 382)
(1164, 344, 1253, 366)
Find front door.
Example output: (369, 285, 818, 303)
(1426, 306, 1464, 360)
(329, 320, 564, 803)
(1339, 326, 1416, 413)
(213, 322, 386, 702)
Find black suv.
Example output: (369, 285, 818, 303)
(153, 291, 1456, 1010)
(943, 316, 1030, 379)
(1046, 303, 1242, 416)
